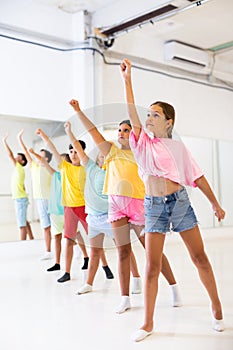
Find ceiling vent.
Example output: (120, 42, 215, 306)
(164, 40, 212, 73)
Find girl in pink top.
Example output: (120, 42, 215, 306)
(69, 99, 181, 314)
(120, 58, 225, 342)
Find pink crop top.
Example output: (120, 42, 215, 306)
(129, 128, 204, 188)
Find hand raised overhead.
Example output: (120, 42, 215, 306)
(69, 99, 81, 112)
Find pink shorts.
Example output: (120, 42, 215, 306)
(64, 206, 88, 240)
(108, 195, 145, 226)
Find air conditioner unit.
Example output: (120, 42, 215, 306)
(164, 40, 212, 73)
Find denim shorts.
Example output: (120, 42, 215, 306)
(144, 187, 198, 234)
(14, 197, 28, 227)
(36, 199, 51, 229)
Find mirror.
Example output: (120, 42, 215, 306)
(0, 114, 64, 242)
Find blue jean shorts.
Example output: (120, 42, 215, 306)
(36, 199, 51, 229)
(144, 187, 198, 234)
(14, 197, 28, 227)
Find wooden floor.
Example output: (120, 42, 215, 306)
(0, 224, 232, 350)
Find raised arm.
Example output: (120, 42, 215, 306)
(195, 175, 225, 222)
(17, 129, 33, 163)
(69, 99, 112, 156)
(35, 128, 62, 165)
(64, 121, 89, 166)
(120, 59, 142, 140)
(2, 133, 16, 165)
(29, 148, 55, 175)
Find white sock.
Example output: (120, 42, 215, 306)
(132, 277, 142, 294)
(170, 283, 182, 307)
(115, 296, 131, 314)
(76, 283, 92, 295)
(82, 269, 88, 283)
(212, 318, 224, 332)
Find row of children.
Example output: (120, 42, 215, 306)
(2, 58, 225, 342)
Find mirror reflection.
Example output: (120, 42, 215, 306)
(0, 115, 64, 242)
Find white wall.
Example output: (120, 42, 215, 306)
(98, 55, 233, 141)
(0, 38, 95, 121)
(218, 140, 233, 227)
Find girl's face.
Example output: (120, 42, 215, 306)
(39, 150, 47, 165)
(15, 154, 24, 166)
(69, 148, 80, 165)
(39, 150, 46, 159)
(146, 105, 172, 138)
(117, 123, 131, 146)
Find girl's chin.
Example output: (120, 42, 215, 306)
(146, 125, 153, 131)
(118, 139, 128, 144)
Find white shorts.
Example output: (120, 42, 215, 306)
(50, 214, 64, 236)
(86, 213, 114, 239)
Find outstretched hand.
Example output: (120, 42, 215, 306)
(69, 99, 80, 112)
(64, 121, 71, 134)
(35, 128, 49, 142)
(2, 132, 8, 142)
(28, 148, 35, 154)
(120, 58, 131, 80)
(35, 128, 42, 136)
(17, 129, 24, 139)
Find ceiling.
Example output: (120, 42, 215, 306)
(0, 0, 233, 82)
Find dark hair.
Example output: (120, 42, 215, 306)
(69, 140, 86, 151)
(119, 119, 131, 128)
(40, 149, 52, 163)
(150, 101, 175, 124)
(60, 153, 71, 163)
(150, 101, 175, 138)
(17, 152, 27, 167)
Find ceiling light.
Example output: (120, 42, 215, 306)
(57, 0, 86, 13)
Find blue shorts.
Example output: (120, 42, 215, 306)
(14, 197, 28, 227)
(36, 199, 51, 229)
(144, 187, 198, 234)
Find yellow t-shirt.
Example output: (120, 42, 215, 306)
(11, 162, 27, 199)
(103, 143, 145, 199)
(30, 160, 52, 199)
(59, 159, 86, 207)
